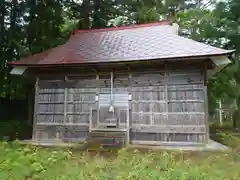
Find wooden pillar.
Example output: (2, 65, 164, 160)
(126, 71, 132, 146)
(64, 76, 68, 125)
(89, 107, 92, 132)
(204, 86, 209, 144)
(150, 86, 153, 125)
(218, 99, 223, 126)
(96, 73, 99, 129)
(164, 63, 168, 142)
(204, 63, 209, 144)
(32, 76, 39, 141)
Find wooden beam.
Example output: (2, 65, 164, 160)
(38, 101, 64, 104)
(131, 125, 206, 134)
(35, 124, 89, 130)
(131, 100, 166, 103)
(36, 123, 89, 126)
(67, 101, 95, 104)
(37, 112, 64, 115)
(131, 140, 203, 146)
(168, 100, 204, 103)
(66, 112, 91, 115)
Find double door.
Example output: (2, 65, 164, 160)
(94, 93, 130, 129)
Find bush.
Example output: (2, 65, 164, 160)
(0, 136, 240, 180)
(209, 121, 233, 134)
(210, 121, 240, 149)
(0, 141, 72, 179)
(37, 148, 240, 180)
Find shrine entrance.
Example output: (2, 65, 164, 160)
(88, 72, 130, 146)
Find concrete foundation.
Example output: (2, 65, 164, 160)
(20, 139, 230, 151)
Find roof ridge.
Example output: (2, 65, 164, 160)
(73, 20, 172, 34)
(175, 34, 235, 52)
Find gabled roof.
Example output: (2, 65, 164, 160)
(9, 20, 234, 66)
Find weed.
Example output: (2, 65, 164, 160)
(0, 132, 239, 180)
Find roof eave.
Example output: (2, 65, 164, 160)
(8, 50, 235, 68)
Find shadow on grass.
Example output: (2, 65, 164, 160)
(0, 120, 32, 141)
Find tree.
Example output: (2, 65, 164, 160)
(26, 0, 65, 54)
(212, 0, 240, 129)
(0, 0, 239, 129)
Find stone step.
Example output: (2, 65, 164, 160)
(87, 130, 126, 148)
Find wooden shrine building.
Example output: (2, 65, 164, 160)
(9, 21, 234, 147)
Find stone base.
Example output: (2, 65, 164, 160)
(20, 139, 229, 152)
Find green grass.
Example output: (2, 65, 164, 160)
(0, 121, 239, 180)
(0, 133, 240, 180)
(0, 140, 72, 180)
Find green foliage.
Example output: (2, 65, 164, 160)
(0, 141, 72, 179)
(26, 0, 65, 52)
(0, 131, 238, 180)
(0, 0, 67, 99)
(0, 0, 239, 127)
(175, 0, 240, 128)
(0, 134, 240, 179)
(211, 0, 240, 128)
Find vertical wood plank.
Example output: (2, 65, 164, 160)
(64, 76, 68, 124)
(204, 83, 209, 143)
(150, 87, 153, 125)
(126, 71, 132, 145)
(126, 105, 130, 145)
(204, 89, 209, 144)
(164, 64, 168, 141)
(164, 67, 168, 116)
(89, 106, 92, 132)
(32, 76, 39, 140)
(96, 73, 99, 129)
(203, 62, 209, 144)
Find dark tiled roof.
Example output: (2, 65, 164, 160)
(9, 21, 234, 66)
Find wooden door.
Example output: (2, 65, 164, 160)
(98, 93, 129, 129)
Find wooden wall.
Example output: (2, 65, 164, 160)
(33, 65, 208, 144)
